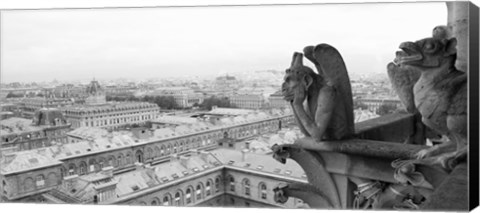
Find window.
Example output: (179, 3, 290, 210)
(3, 180, 7, 195)
(99, 160, 104, 170)
(126, 153, 132, 165)
(36, 175, 45, 188)
(163, 196, 170, 206)
(79, 162, 87, 175)
(186, 188, 192, 204)
(229, 176, 235, 192)
(206, 181, 211, 196)
(117, 155, 123, 167)
(243, 179, 250, 196)
(175, 192, 181, 206)
(196, 184, 202, 200)
(260, 183, 267, 199)
(215, 177, 221, 192)
(68, 164, 76, 176)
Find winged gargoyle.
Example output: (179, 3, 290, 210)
(281, 44, 355, 141)
(388, 27, 467, 169)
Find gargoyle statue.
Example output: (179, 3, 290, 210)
(391, 34, 467, 169)
(281, 44, 355, 141)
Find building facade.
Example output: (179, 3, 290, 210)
(0, 113, 294, 203)
(229, 94, 266, 110)
(0, 108, 71, 151)
(151, 87, 204, 108)
(268, 91, 288, 109)
(61, 102, 160, 130)
(355, 98, 403, 113)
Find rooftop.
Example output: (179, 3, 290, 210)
(152, 115, 199, 125)
(0, 117, 43, 135)
(207, 107, 256, 116)
(0, 148, 62, 175)
(61, 101, 157, 112)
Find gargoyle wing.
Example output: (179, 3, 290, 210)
(386, 62, 420, 114)
(304, 44, 355, 138)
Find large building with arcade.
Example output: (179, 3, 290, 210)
(60, 80, 160, 130)
(0, 108, 296, 208)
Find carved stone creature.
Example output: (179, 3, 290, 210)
(392, 36, 467, 169)
(281, 44, 354, 141)
(273, 182, 334, 209)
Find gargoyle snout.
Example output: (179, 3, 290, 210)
(399, 41, 417, 52)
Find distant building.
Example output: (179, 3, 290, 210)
(61, 80, 160, 130)
(268, 91, 288, 109)
(355, 98, 403, 113)
(0, 108, 71, 151)
(214, 75, 240, 93)
(61, 102, 159, 130)
(85, 80, 107, 105)
(151, 87, 204, 108)
(104, 85, 137, 97)
(151, 116, 200, 129)
(229, 94, 266, 109)
(53, 84, 87, 100)
(0, 111, 294, 204)
(17, 97, 76, 118)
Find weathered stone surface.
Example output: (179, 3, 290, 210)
(421, 163, 468, 211)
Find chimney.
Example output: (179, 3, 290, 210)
(3, 153, 16, 164)
(63, 175, 79, 190)
(198, 151, 210, 162)
(132, 127, 151, 140)
(241, 149, 248, 162)
(170, 154, 179, 162)
(179, 155, 189, 168)
(134, 162, 144, 171)
(37, 148, 47, 155)
(101, 166, 114, 177)
(245, 141, 250, 150)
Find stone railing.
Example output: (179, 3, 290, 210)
(272, 113, 468, 211)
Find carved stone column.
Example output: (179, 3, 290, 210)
(446, 2, 469, 72)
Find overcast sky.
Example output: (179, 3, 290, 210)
(1, 2, 447, 83)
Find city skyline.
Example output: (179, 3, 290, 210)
(1, 2, 446, 83)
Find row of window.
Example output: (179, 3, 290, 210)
(228, 176, 268, 200)
(83, 114, 154, 127)
(138, 177, 221, 206)
(63, 139, 215, 176)
(21, 173, 58, 193)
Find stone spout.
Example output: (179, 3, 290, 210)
(273, 182, 334, 209)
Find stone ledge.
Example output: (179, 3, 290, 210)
(294, 137, 426, 160)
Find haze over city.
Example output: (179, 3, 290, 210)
(1, 2, 446, 83)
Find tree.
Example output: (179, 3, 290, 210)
(6, 92, 23, 98)
(353, 100, 369, 110)
(199, 96, 231, 110)
(106, 94, 180, 109)
(376, 104, 398, 116)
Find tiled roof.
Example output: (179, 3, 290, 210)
(0, 117, 43, 135)
(152, 116, 199, 125)
(211, 148, 305, 180)
(0, 149, 62, 175)
(67, 127, 109, 139)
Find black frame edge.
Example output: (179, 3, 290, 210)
(469, 1, 480, 211)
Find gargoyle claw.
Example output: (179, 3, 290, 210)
(272, 144, 289, 164)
